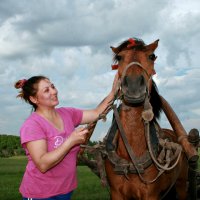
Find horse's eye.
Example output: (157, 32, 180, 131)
(116, 55, 122, 61)
(149, 54, 157, 61)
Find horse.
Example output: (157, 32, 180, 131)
(104, 38, 189, 200)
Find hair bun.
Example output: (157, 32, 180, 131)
(15, 79, 27, 89)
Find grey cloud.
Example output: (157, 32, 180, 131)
(0, 0, 170, 60)
(159, 9, 200, 67)
(0, 0, 199, 139)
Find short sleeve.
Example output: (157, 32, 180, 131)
(20, 119, 46, 147)
(71, 108, 83, 126)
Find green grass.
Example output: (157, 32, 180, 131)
(72, 166, 110, 200)
(0, 157, 110, 200)
(0, 156, 27, 200)
(3, 156, 199, 200)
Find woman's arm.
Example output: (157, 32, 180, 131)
(81, 73, 119, 124)
(26, 127, 88, 173)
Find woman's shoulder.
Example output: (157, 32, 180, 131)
(21, 112, 43, 129)
(20, 112, 47, 143)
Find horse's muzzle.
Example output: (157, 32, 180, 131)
(123, 93, 146, 104)
(121, 75, 147, 105)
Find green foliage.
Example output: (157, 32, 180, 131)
(87, 140, 98, 146)
(0, 135, 25, 157)
(0, 135, 100, 160)
(77, 140, 99, 166)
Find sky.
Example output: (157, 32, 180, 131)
(0, 0, 200, 141)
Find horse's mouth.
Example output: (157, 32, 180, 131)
(123, 93, 146, 105)
(121, 74, 147, 105)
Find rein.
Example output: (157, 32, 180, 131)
(112, 104, 165, 184)
(112, 103, 182, 184)
(115, 61, 182, 183)
(80, 61, 183, 187)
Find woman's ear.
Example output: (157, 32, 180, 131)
(29, 96, 38, 104)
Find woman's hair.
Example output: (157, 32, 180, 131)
(15, 75, 48, 111)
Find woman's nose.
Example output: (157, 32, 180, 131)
(51, 87, 57, 94)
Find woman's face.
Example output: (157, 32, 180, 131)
(33, 79, 59, 109)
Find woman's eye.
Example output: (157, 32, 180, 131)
(116, 55, 122, 61)
(149, 53, 157, 61)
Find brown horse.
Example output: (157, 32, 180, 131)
(104, 38, 188, 200)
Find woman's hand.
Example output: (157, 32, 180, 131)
(81, 72, 120, 125)
(68, 127, 88, 146)
(26, 127, 88, 173)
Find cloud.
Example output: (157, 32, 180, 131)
(0, 0, 199, 140)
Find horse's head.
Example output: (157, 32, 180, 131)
(111, 37, 159, 106)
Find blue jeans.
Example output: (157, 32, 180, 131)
(22, 191, 73, 200)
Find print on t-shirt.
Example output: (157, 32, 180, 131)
(54, 135, 64, 148)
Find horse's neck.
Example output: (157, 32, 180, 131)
(117, 106, 147, 158)
(121, 106, 144, 128)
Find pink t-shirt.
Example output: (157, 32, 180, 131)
(19, 107, 83, 198)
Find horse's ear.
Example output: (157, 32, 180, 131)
(145, 39, 159, 51)
(110, 46, 119, 54)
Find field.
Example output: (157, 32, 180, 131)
(1, 156, 200, 200)
(0, 156, 110, 200)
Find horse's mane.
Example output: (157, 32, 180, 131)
(150, 80, 162, 120)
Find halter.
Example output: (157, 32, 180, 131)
(118, 61, 153, 100)
(121, 61, 149, 80)
(111, 37, 156, 79)
(79, 38, 195, 198)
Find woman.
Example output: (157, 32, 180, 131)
(15, 74, 118, 200)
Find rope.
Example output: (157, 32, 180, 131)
(145, 121, 183, 171)
(113, 105, 165, 184)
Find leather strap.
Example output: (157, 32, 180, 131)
(113, 104, 144, 172)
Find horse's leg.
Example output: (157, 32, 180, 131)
(145, 197, 159, 200)
(175, 157, 188, 200)
(175, 180, 188, 200)
(140, 192, 159, 200)
(110, 190, 125, 200)
(105, 159, 127, 200)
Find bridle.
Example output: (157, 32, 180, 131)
(116, 61, 154, 103)
(80, 39, 184, 198)
(112, 60, 182, 185)
(121, 61, 150, 81)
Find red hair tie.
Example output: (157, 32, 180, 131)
(111, 64, 119, 70)
(18, 79, 27, 88)
(127, 38, 136, 48)
(152, 69, 156, 75)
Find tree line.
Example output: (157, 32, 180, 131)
(0, 135, 25, 157)
(0, 134, 98, 158)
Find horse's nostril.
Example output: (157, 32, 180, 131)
(123, 76, 128, 87)
(121, 75, 147, 97)
(139, 75, 145, 86)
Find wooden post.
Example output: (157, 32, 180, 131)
(160, 96, 198, 162)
